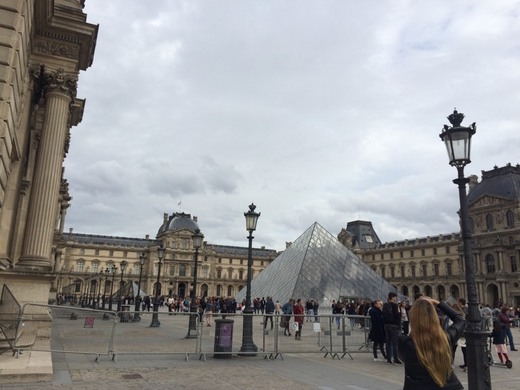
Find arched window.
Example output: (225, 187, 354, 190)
(216, 285, 222, 296)
(179, 264, 186, 277)
(216, 268, 222, 278)
(486, 214, 494, 230)
(506, 210, 515, 228)
(486, 254, 496, 273)
(227, 285, 233, 297)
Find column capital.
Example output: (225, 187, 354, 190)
(32, 66, 78, 102)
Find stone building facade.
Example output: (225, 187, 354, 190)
(0, 0, 98, 305)
(340, 164, 520, 308)
(59, 212, 279, 302)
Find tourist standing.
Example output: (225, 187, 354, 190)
(293, 298, 305, 340)
(383, 292, 401, 364)
(398, 297, 465, 389)
(369, 299, 387, 362)
(281, 298, 294, 336)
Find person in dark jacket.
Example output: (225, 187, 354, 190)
(369, 299, 387, 361)
(264, 296, 275, 330)
(397, 297, 466, 390)
(383, 292, 402, 364)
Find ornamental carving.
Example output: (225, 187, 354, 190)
(32, 67, 78, 101)
(33, 39, 79, 60)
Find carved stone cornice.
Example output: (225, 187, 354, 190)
(33, 0, 98, 71)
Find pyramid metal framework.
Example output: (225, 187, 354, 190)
(236, 222, 397, 305)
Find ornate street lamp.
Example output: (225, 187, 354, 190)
(440, 109, 490, 390)
(117, 260, 128, 312)
(109, 265, 117, 311)
(150, 243, 165, 327)
(133, 253, 147, 322)
(186, 229, 204, 338)
(239, 203, 260, 355)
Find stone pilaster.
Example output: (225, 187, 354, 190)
(19, 68, 77, 269)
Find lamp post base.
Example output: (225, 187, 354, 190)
(185, 308, 198, 338)
(239, 308, 257, 356)
(149, 311, 160, 327)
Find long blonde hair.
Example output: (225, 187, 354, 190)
(409, 299, 453, 387)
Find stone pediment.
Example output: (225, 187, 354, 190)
(470, 195, 506, 209)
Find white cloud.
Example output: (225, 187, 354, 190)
(65, 0, 520, 250)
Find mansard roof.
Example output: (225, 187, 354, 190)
(205, 244, 278, 258)
(467, 163, 520, 205)
(66, 233, 154, 247)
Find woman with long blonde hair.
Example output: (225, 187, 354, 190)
(397, 297, 466, 389)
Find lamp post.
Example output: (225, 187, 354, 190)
(133, 253, 146, 322)
(102, 267, 110, 310)
(440, 109, 491, 390)
(150, 244, 165, 328)
(117, 260, 128, 312)
(109, 265, 117, 311)
(239, 203, 260, 355)
(186, 229, 204, 338)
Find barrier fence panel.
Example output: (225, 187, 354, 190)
(110, 310, 199, 361)
(12, 305, 374, 362)
(196, 313, 373, 360)
(16, 304, 116, 359)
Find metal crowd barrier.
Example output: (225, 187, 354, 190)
(13, 305, 374, 362)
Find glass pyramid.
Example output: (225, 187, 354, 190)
(236, 222, 396, 305)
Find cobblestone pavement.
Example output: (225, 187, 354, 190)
(2, 348, 520, 390)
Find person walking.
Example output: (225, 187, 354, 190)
(499, 306, 518, 351)
(264, 296, 275, 330)
(205, 298, 214, 327)
(383, 292, 402, 364)
(293, 298, 305, 340)
(281, 298, 294, 336)
(369, 299, 387, 361)
(491, 319, 510, 365)
(400, 301, 410, 335)
(398, 297, 466, 389)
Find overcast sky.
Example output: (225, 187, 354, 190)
(64, 0, 520, 251)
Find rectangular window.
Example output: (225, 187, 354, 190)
(446, 263, 452, 276)
(422, 264, 427, 277)
(109, 250, 114, 256)
(390, 252, 394, 259)
(446, 246, 450, 254)
(218, 258, 222, 264)
(410, 250, 414, 257)
(390, 267, 395, 278)
(77, 262, 84, 272)
(380, 253, 384, 260)
(411, 265, 416, 277)
(202, 267, 208, 278)
(400, 251, 403, 259)
(421, 249, 425, 256)
(434, 264, 439, 277)
(511, 256, 518, 273)
(400, 266, 405, 277)
(169, 266, 175, 276)
(433, 248, 437, 255)
(92, 263, 99, 272)
(95, 249, 99, 256)
(229, 258, 232, 264)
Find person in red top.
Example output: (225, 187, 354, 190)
(293, 298, 305, 340)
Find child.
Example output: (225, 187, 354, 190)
(491, 320, 510, 365)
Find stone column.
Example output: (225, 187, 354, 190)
(19, 68, 77, 269)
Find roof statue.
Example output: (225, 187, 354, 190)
(236, 222, 397, 305)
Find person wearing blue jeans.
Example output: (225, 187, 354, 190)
(499, 307, 518, 351)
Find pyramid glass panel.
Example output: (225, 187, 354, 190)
(236, 222, 396, 305)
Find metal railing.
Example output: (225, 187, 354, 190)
(13, 304, 375, 361)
